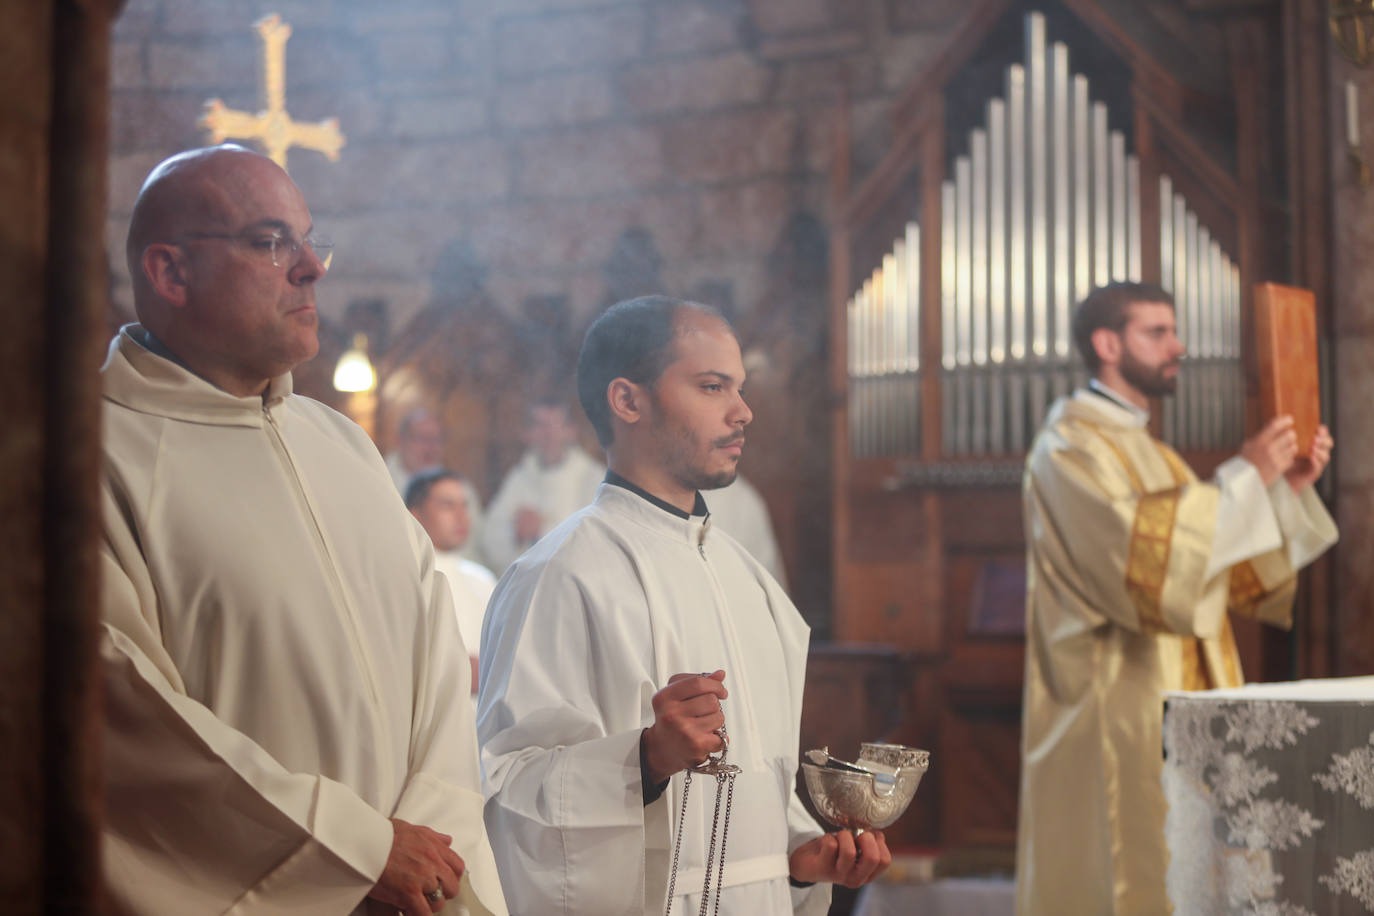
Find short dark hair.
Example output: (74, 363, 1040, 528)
(404, 468, 466, 510)
(1072, 282, 1174, 371)
(575, 295, 727, 447)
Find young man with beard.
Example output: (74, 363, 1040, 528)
(1015, 282, 1338, 915)
(478, 296, 891, 915)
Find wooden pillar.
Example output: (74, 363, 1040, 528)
(0, 0, 119, 910)
(1280, 0, 1338, 679)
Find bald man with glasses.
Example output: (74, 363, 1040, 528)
(99, 145, 507, 916)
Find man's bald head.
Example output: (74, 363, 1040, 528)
(126, 145, 271, 307)
(122, 144, 326, 396)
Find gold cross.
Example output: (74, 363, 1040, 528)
(198, 14, 345, 171)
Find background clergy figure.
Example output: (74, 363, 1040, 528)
(479, 396, 604, 573)
(1016, 282, 1338, 915)
(408, 468, 498, 696)
(478, 296, 891, 915)
(99, 145, 506, 916)
(704, 473, 788, 589)
(388, 407, 488, 564)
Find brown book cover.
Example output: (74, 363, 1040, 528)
(1252, 282, 1321, 454)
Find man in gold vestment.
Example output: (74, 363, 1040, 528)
(1015, 283, 1337, 915)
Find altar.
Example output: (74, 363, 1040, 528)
(1162, 677, 1374, 915)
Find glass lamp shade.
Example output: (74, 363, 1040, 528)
(333, 334, 376, 393)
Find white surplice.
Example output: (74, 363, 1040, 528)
(477, 483, 829, 916)
(436, 550, 497, 661)
(99, 327, 507, 916)
(479, 446, 604, 573)
(703, 475, 787, 589)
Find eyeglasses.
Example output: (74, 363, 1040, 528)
(178, 228, 334, 269)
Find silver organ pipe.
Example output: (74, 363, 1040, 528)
(944, 10, 1156, 453)
(844, 11, 1243, 461)
(955, 154, 973, 456)
(1007, 63, 1028, 451)
(847, 219, 923, 458)
(1051, 43, 1071, 363)
(1072, 75, 1091, 306)
(1154, 175, 1242, 452)
(988, 99, 1007, 455)
(1092, 102, 1110, 289)
(971, 130, 990, 455)
(942, 181, 958, 457)
(1028, 16, 1049, 361)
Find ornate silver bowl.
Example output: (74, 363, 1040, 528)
(801, 744, 930, 831)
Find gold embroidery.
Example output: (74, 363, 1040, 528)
(1125, 489, 1182, 633)
(1073, 416, 1191, 635)
(1227, 560, 1266, 616)
(1216, 615, 1243, 687)
(1181, 638, 1208, 690)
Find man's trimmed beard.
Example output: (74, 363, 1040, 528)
(666, 431, 740, 492)
(1120, 346, 1179, 398)
(650, 392, 741, 493)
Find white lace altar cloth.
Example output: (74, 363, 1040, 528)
(1162, 677, 1374, 915)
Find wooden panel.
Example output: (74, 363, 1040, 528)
(938, 678, 1023, 849)
(847, 475, 932, 560)
(948, 551, 1027, 639)
(834, 558, 943, 650)
(939, 488, 1022, 549)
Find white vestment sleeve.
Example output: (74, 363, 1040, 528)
(480, 562, 668, 915)
(1205, 458, 1338, 581)
(1205, 458, 1283, 580)
(1268, 480, 1340, 569)
(100, 545, 393, 916)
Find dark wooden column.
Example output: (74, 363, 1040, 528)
(0, 0, 120, 910)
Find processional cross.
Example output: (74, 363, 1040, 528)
(198, 14, 345, 171)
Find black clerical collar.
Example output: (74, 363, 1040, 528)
(604, 470, 708, 520)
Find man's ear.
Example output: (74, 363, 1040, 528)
(606, 378, 646, 429)
(141, 243, 190, 308)
(1090, 327, 1121, 367)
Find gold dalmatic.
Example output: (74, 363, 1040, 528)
(198, 14, 345, 171)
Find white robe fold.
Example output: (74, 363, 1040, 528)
(99, 326, 507, 916)
(478, 484, 829, 916)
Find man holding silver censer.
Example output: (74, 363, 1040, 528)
(478, 296, 913, 915)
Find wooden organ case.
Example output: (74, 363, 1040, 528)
(828, 1, 1280, 853)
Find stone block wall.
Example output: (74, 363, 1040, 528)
(106, 0, 955, 340)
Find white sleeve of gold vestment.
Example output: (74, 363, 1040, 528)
(1205, 457, 1338, 581)
(1206, 457, 1283, 580)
